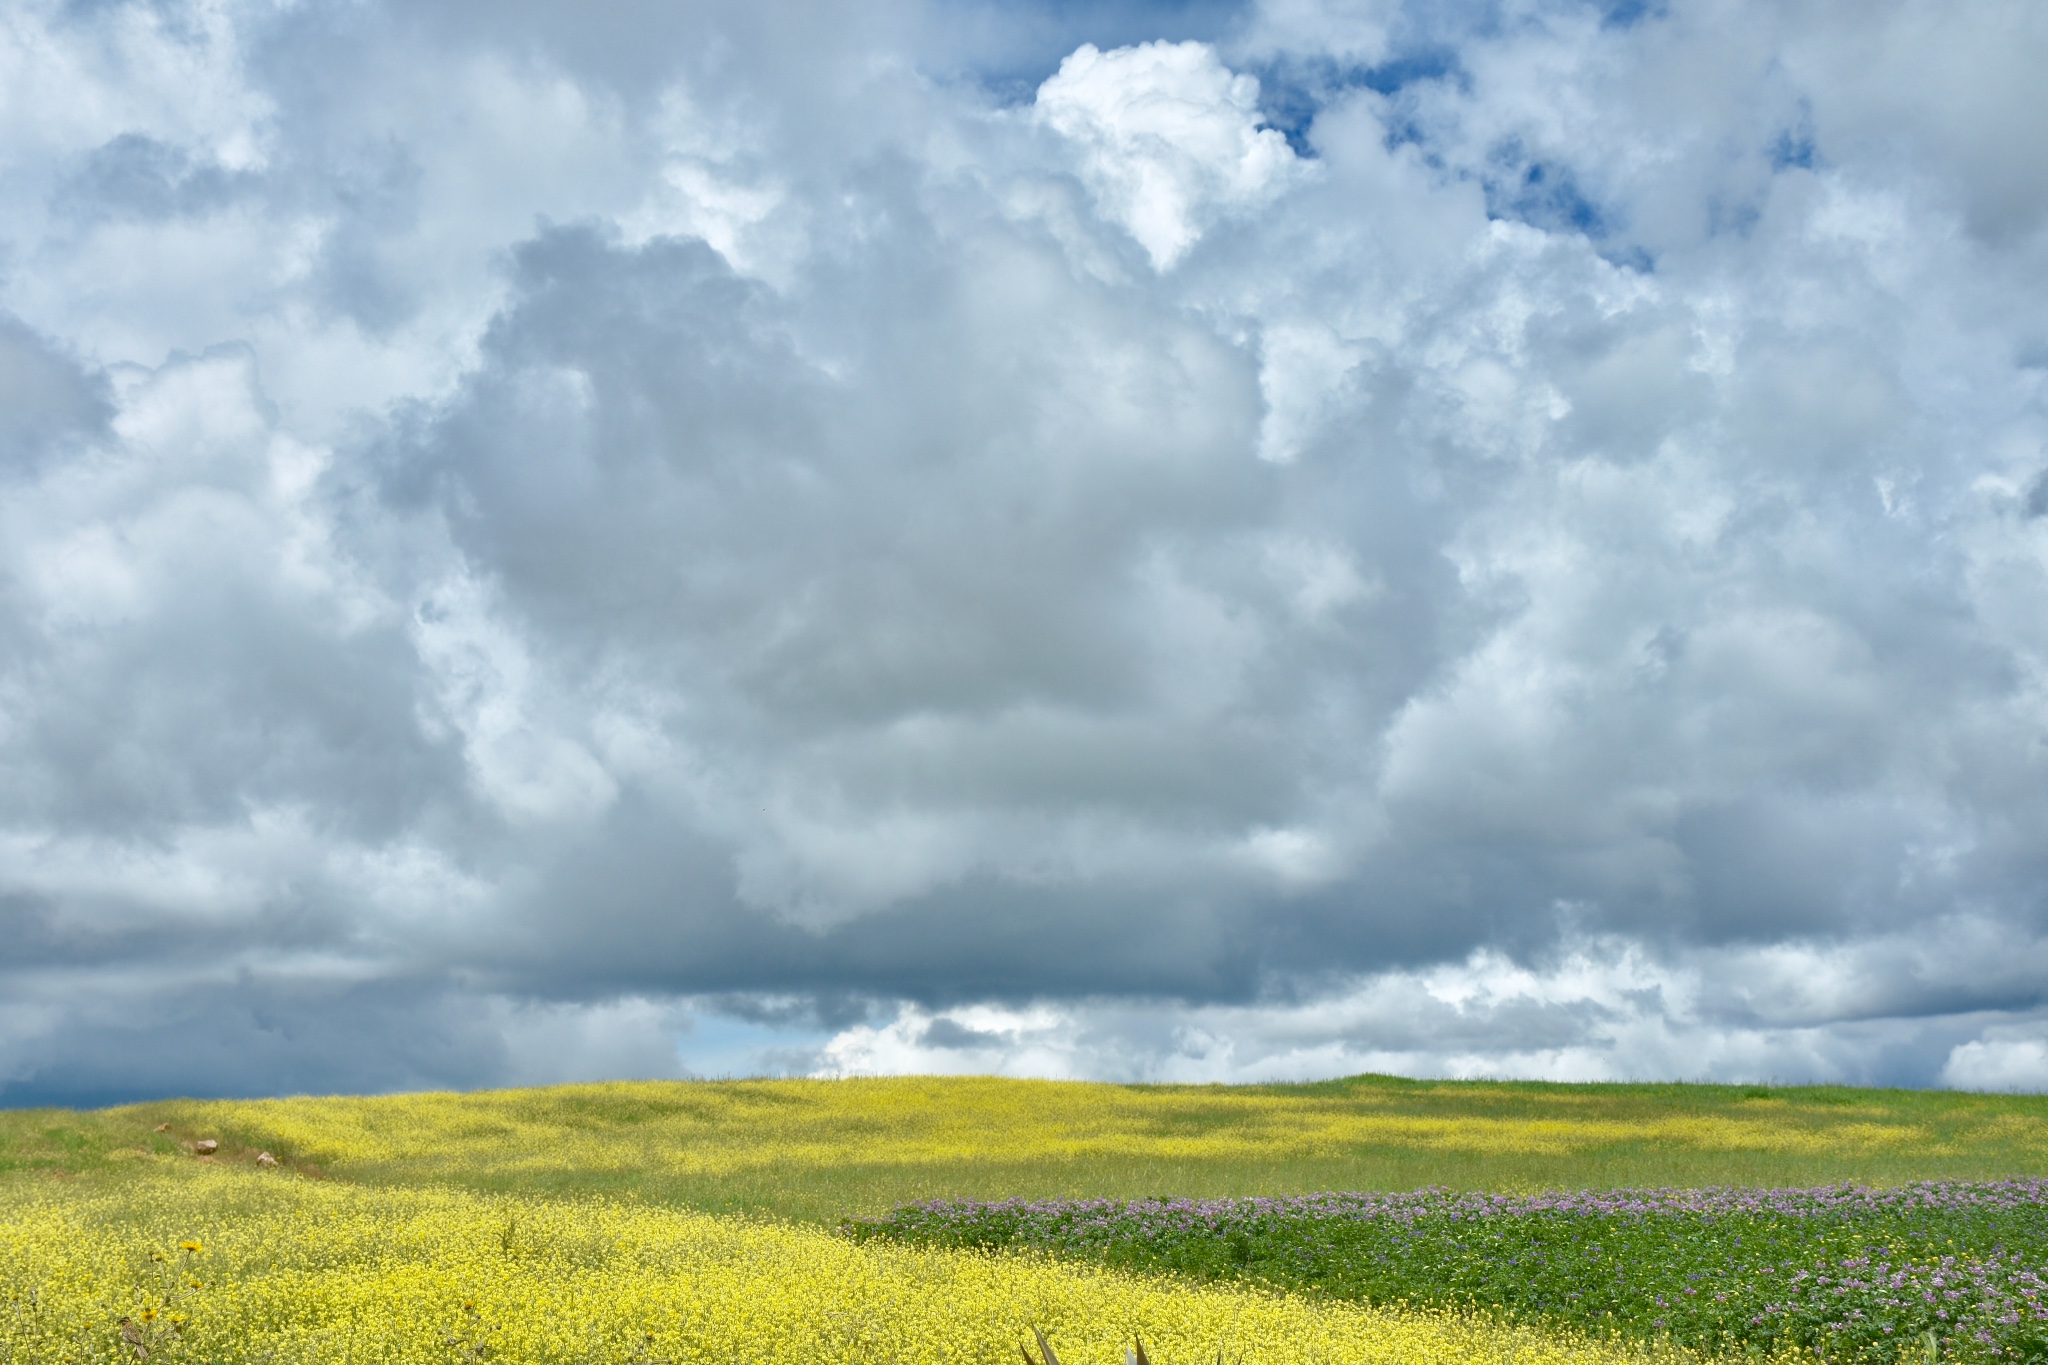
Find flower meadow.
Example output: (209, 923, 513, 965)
(850, 1181, 2048, 1364)
(115, 1077, 2048, 1219)
(0, 1168, 1692, 1365)
(150, 1080, 1965, 1177)
(9, 1078, 2048, 1364)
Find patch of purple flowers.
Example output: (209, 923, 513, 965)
(866, 1178, 2048, 1241)
(847, 1180, 2048, 1363)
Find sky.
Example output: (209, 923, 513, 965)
(2, 0, 2047, 1105)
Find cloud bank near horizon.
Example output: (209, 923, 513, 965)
(3, 0, 2048, 1103)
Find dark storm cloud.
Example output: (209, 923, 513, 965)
(53, 133, 259, 224)
(1, 0, 2047, 1099)
(0, 975, 516, 1110)
(0, 315, 109, 470)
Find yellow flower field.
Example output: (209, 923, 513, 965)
(8, 1076, 2040, 1364)
(137, 1074, 2048, 1215)
(2, 1166, 1705, 1365)
(158, 1076, 1968, 1179)
(5, 1075, 2035, 1227)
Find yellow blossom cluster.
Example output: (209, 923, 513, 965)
(2, 1166, 1702, 1365)
(139, 1076, 1971, 1191)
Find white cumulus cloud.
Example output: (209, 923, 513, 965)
(1034, 39, 1301, 268)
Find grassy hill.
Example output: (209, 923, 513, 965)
(7, 1076, 2048, 1365)
(7, 1074, 2047, 1222)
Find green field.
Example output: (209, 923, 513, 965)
(6, 1075, 2048, 1221)
(8, 1076, 2048, 1364)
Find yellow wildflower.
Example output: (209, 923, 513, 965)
(2, 1167, 1705, 1365)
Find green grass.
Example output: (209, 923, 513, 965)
(9, 1076, 2048, 1365)
(0, 1107, 190, 1177)
(5, 1075, 2048, 1223)
(853, 1184, 2048, 1364)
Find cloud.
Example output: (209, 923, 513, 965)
(0, 314, 111, 469)
(818, 925, 2048, 1087)
(1943, 1032, 2048, 1094)
(0, 0, 2046, 1102)
(1034, 39, 1301, 268)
